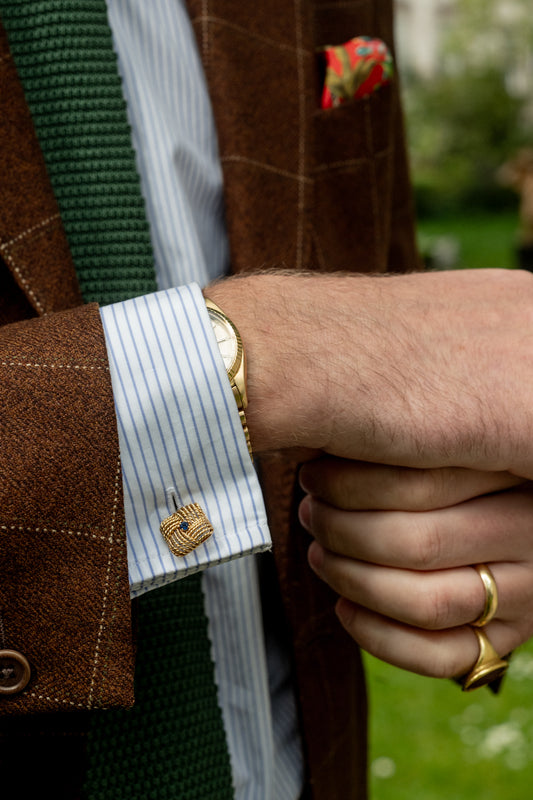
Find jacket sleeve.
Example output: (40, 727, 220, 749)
(0, 303, 135, 715)
(0, 22, 134, 715)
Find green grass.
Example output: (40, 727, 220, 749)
(367, 640, 533, 799)
(417, 210, 519, 270)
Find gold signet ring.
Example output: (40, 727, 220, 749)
(160, 502, 213, 557)
(461, 627, 508, 692)
(472, 563, 498, 627)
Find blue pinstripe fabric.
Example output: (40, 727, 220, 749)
(100, 1, 304, 797)
(101, 284, 270, 592)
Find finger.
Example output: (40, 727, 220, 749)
(300, 485, 533, 569)
(299, 458, 522, 511)
(308, 544, 533, 631)
(334, 602, 519, 680)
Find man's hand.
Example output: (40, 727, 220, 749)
(206, 268, 533, 478)
(298, 458, 533, 679)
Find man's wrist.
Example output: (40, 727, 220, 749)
(203, 274, 351, 454)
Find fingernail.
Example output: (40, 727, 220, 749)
(336, 597, 355, 627)
(298, 495, 311, 530)
(308, 541, 325, 572)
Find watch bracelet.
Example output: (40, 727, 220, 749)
(205, 296, 253, 461)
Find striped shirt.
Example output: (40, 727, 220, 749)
(100, 1, 304, 797)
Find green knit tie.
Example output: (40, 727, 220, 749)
(1, 3, 234, 798)
(1, 0, 157, 304)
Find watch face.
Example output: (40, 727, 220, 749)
(208, 309, 239, 374)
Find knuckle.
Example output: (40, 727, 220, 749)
(413, 582, 453, 630)
(336, 466, 357, 509)
(406, 469, 444, 511)
(427, 649, 461, 680)
(415, 634, 467, 680)
(407, 519, 443, 571)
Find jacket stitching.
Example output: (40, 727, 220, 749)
(0, 213, 62, 315)
(313, 147, 393, 174)
(221, 155, 312, 183)
(0, 213, 61, 251)
(27, 693, 86, 709)
(0, 524, 112, 543)
(87, 460, 122, 708)
(191, 15, 311, 56)
(0, 362, 109, 371)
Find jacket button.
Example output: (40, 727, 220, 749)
(0, 650, 31, 695)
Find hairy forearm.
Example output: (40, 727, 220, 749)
(206, 268, 533, 477)
(206, 271, 405, 455)
(205, 272, 334, 452)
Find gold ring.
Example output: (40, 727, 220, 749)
(461, 627, 508, 692)
(472, 563, 498, 627)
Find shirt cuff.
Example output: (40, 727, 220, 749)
(100, 283, 270, 597)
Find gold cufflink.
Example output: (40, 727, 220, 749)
(160, 502, 213, 557)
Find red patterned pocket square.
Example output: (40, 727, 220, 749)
(319, 36, 393, 109)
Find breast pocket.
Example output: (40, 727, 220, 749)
(311, 84, 397, 273)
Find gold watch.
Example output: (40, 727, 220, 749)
(205, 297, 253, 460)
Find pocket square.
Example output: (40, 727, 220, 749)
(319, 36, 393, 109)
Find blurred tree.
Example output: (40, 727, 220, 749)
(442, 0, 532, 98)
(402, 0, 533, 217)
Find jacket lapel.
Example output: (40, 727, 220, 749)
(0, 21, 82, 319)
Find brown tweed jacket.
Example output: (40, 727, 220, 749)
(0, 2, 418, 797)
